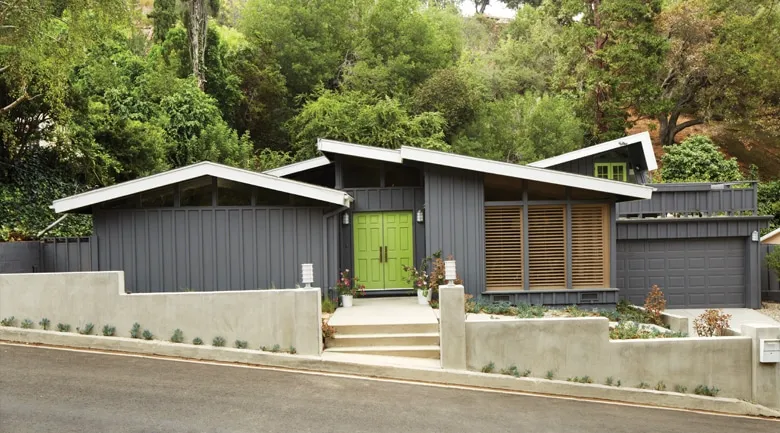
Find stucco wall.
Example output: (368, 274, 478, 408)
(0, 271, 322, 355)
(465, 317, 753, 400)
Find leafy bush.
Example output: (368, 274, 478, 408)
(142, 329, 153, 340)
(170, 329, 184, 343)
(130, 322, 141, 339)
(321, 320, 336, 339)
(765, 247, 780, 275)
(102, 325, 116, 336)
(610, 322, 687, 340)
(481, 362, 495, 373)
(660, 135, 742, 183)
(212, 336, 226, 347)
(20, 319, 34, 329)
(674, 385, 688, 393)
(57, 323, 71, 332)
(234, 340, 248, 349)
(39, 318, 50, 330)
(516, 303, 546, 318)
(77, 323, 95, 335)
(693, 309, 731, 337)
(322, 298, 336, 314)
(643, 285, 666, 325)
(192, 337, 204, 345)
(1, 316, 15, 327)
(694, 385, 719, 397)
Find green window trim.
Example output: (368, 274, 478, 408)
(594, 163, 627, 182)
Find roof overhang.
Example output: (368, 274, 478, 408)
(317, 138, 403, 163)
(761, 227, 780, 243)
(528, 132, 658, 171)
(263, 156, 330, 177)
(52, 161, 354, 213)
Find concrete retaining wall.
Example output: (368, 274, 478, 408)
(0, 271, 322, 355)
(465, 318, 753, 400)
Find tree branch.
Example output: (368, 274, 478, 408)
(672, 118, 704, 134)
(0, 89, 28, 114)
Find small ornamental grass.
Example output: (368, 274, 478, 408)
(56, 323, 71, 332)
(130, 322, 141, 339)
(142, 329, 153, 340)
(192, 337, 204, 345)
(20, 319, 34, 329)
(694, 385, 719, 397)
(77, 323, 95, 335)
(212, 336, 226, 347)
(1, 316, 15, 327)
(39, 318, 50, 330)
(102, 324, 116, 336)
(170, 329, 184, 343)
(234, 340, 248, 349)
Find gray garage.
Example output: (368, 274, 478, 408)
(615, 218, 768, 309)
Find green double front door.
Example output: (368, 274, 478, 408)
(353, 211, 414, 290)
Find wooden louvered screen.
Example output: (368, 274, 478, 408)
(528, 206, 566, 289)
(571, 204, 609, 288)
(485, 206, 523, 291)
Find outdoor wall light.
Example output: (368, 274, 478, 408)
(301, 263, 314, 288)
(342, 213, 350, 225)
(444, 260, 456, 285)
(416, 209, 424, 223)
(752, 230, 759, 242)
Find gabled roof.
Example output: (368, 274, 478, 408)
(528, 132, 658, 171)
(313, 139, 653, 200)
(761, 227, 780, 243)
(263, 156, 330, 177)
(52, 161, 354, 213)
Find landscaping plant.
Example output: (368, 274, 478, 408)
(643, 285, 667, 325)
(481, 362, 496, 373)
(77, 323, 95, 335)
(130, 322, 141, 339)
(234, 340, 248, 349)
(693, 309, 731, 337)
(674, 385, 688, 393)
(335, 269, 365, 298)
(545, 370, 555, 380)
(56, 323, 71, 332)
(289, 346, 297, 354)
(766, 247, 780, 275)
(321, 319, 335, 340)
(20, 319, 34, 329)
(102, 324, 116, 336)
(321, 298, 336, 314)
(1, 316, 15, 326)
(694, 385, 719, 397)
(212, 336, 226, 347)
(271, 344, 281, 353)
(654, 381, 667, 391)
(500, 365, 521, 377)
(170, 329, 184, 343)
(402, 257, 431, 298)
(192, 337, 204, 345)
(637, 382, 650, 389)
(142, 329, 153, 340)
(39, 318, 50, 330)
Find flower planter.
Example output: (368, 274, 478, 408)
(417, 289, 430, 305)
(342, 295, 354, 308)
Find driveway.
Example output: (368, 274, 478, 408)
(1, 344, 776, 433)
(669, 308, 780, 335)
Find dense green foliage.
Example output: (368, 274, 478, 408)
(1, 0, 778, 240)
(659, 135, 742, 183)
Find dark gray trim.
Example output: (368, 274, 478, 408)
(617, 216, 771, 240)
(334, 155, 343, 189)
(482, 289, 619, 306)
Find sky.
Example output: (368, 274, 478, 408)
(458, 1, 517, 19)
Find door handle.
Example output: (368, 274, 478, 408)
(379, 246, 384, 263)
(384, 246, 388, 262)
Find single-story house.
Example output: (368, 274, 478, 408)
(51, 132, 771, 308)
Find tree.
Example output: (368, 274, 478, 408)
(454, 93, 583, 164)
(411, 68, 482, 139)
(149, 0, 177, 43)
(648, 0, 780, 146)
(659, 135, 742, 183)
(287, 90, 448, 158)
(186, 0, 209, 89)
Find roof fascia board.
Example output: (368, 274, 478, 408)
(400, 146, 654, 200)
(52, 162, 352, 213)
(761, 227, 780, 242)
(317, 138, 402, 163)
(263, 156, 331, 177)
(528, 132, 658, 171)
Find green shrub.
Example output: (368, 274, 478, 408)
(516, 303, 546, 318)
(102, 325, 116, 336)
(322, 298, 336, 314)
(170, 329, 184, 343)
(56, 323, 71, 332)
(674, 385, 688, 393)
(289, 346, 297, 354)
(694, 385, 719, 397)
(130, 322, 141, 339)
(481, 362, 495, 373)
(545, 370, 554, 380)
(77, 323, 94, 335)
(766, 244, 780, 274)
(654, 381, 667, 391)
(500, 365, 520, 377)
(566, 376, 593, 384)
(637, 382, 650, 389)
(142, 329, 153, 340)
(192, 337, 203, 345)
(605, 376, 614, 386)
(234, 340, 248, 349)
(271, 344, 281, 353)
(1, 316, 15, 326)
(212, 336, 226, 347)
(39, 318, 50, 330)
(20, 319, 34, 329)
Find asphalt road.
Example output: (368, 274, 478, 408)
(0, 344, 776, 433)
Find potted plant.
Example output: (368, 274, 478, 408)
(335, 269, 365, 308)
(403, 261, 431, 305)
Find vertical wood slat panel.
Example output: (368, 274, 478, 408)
(571, 204, 609, 288)
(528, 205, 566, 289)
(485, 206, 523, 291)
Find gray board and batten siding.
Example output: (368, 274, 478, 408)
(0, 238, 94, 274)
(616, 216, 770, 309)
(93, 207, 330, 293)
(549, 142, 650, 184)
(762, 244, 779, 301)
(617, 182, 758, 218)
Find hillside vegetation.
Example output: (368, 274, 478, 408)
(1, 0, 779, 239)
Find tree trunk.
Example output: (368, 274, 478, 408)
(658, 111, 704, 146)
(188, 0, 208, 90)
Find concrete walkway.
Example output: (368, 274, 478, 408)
(327, 296, 438, 327)
(669, 308, 780, 335)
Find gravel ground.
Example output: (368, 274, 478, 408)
(759, 301, 780, 322)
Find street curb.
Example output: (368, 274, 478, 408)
(2, 328, 778, 419)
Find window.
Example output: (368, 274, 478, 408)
(140, 185, 175, 208)
(180, 176, 214, 206)
(571, 204, 609, 288)
(527, 206, 566, 289)
(485, 206, 523, 291)
(594, 163, 627, 181)
(217, 179, 252, 206)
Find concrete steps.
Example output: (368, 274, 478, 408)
(324, 322, 441, 360)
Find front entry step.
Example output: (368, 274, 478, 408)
(331, 323, 439, 335)
(323, 345, 441, 359)
(326, 332, 440, 348)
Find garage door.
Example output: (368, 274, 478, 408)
(616, 238, 746, 308)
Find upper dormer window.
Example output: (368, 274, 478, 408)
(594, 163, 627, 182)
